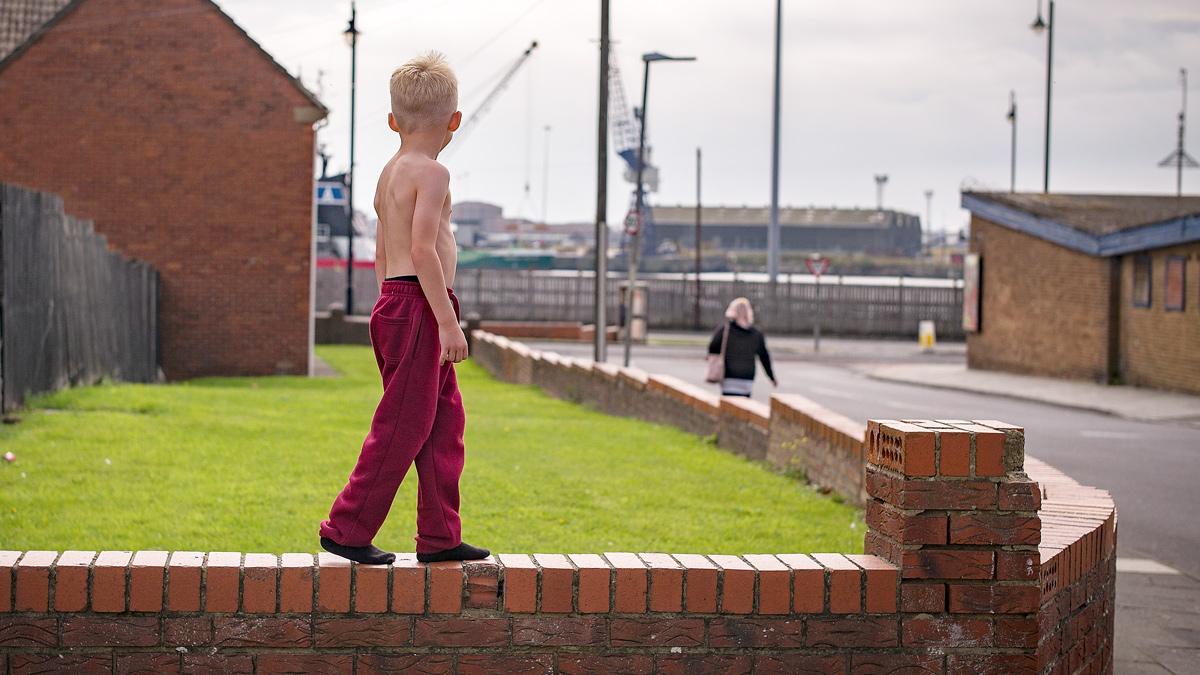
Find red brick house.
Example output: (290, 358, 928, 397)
(961, 192, 1200, 394)
(0, 0, 326, 379)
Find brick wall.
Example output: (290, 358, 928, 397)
(0, 0, 322, 379)
(1118, 242, 1200, 394)
(967, 217, 1113, 382)
(717, 397, 770, 461)
(767, 395, 866, 503)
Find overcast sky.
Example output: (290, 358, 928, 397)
(218, 0, 1199, 234)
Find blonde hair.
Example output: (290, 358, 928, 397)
(725, 297, 754, 329)
(389, 51, 458, 132)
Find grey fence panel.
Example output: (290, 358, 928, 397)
(0, 184, 159, 411)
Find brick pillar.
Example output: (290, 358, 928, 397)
(864, 419, 1041, 672)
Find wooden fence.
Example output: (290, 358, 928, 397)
(317, 267, 963, 339)
(0, 184, 159, 411)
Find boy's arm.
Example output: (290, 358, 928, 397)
(408, 164, 467, 364)
(374, 219, 387, 290)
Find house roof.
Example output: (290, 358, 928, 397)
(0, 0, 326, 114)
(651, 205, 915, 229)
(962, 191, 1200, 257)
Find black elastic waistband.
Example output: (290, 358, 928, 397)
(385, 275, 419, 282)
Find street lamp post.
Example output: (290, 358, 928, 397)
(594, 0, 610, 364)
(1007, 90, 1017, 193)
(343, 2, 359, 314)
(623, 51, 695, 367)
(1031, 0, 1054, 194)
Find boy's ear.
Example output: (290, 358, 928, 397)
(388, 113, 401, 133)
(448, 111, 462, 132)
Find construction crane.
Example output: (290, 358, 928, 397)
(608, 52, 660, 254)
(449, 41, 539, 149)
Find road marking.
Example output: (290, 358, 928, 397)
(1116, 558, 1181, 575)
(808, 386, 858, 400)
(1079, 430, 1141, 440)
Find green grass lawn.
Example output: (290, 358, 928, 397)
(0, 346, 863, 555)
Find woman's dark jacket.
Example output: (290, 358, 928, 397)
(707, 320, 776, 382)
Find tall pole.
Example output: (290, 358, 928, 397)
(1008, 90, 1017, 193)
(1042, 0, 1054, 193)
(1179, 68, 1188, 197)
(541, 125, 551, 224)
(624, 58, 651, 367)
(694, 147, 702, 330)
(593, 0, 609, 362)
(344, 1, 358, 315)
(767, 0, 782, 290)
(923, 189, 933, 256)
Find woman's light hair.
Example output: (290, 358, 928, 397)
(389, 51, 458, 132)
(725, 297, 754, 328)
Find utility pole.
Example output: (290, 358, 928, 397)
(343, 2, 359, 315)
(923, 189, 933, 256)
(1158, 68, 1197, 197)
(694, 147, 702, 330)
(593, 0, 610, 363)
(874, 174, 888, 210)
(1007, 90, 1017, 193)
(767, 0, 783, 291)
(541, 125, 551, 224)
(1030, 0, 1054, 193)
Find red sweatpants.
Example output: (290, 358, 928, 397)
(319, 280, 465, 553)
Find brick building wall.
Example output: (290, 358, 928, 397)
(0, 0, 323, 379)
(1119, 242, 1200, 394)
(967, 217, 1113, 382)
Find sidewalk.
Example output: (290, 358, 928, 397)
(866, 363, 1200, 422)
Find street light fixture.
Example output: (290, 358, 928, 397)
(343, 2, 360, 314)
(1030, 0, 1053, 193)
(623, 50, 696, 367)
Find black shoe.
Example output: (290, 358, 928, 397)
(320, 537, 396, 565)
(416, 542, 490, 563)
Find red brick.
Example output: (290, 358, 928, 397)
(812, 553, 861, 614)
(428, 561, 462, 614)
(512, 616, 606, 646)
(182, 653, 254, 674)
(14, 550, 56, 612)
(277, 553, 313, 612)
(568, 553, 611, 613)
(314, 616, 412, 647)
(867, 467, 998, 509)
(673, 553, 717, 613)
(128, 550, 168, 612)
(847, 554, 898, 613)
(54, 550, 95, 612)
(559, 655, 653, 675)
(1000, 480, 1043, 510)
(93, 550, 132, 613)
(10, 653, 111, 673)
(939, 429, 971, 476)
(463, 556, 499, 610)
(499, 554, 537, 613)
(950, 583, 1040, 614)
(412, 617, 509, 647)
(205, 552, 242, 613)
(710, 617, 803, 647)
(901, 583, 945, 613)
(62, 616, 158, 646)
(947, 654, 1039, 674)
(806, 617, 898, 648)
(117, 652, 179, 674)
(604, 552, 648, 613)
(534, 553, 573, 613)
(391, 553, 425, 614)
(902, 549, 993, 579)
(744, 554, 789, 615)
(358, 654, 453, 675)
(850, 653, 945, 673)
(995, 615, 1039, 648)
(164, 616, 211, 646)
(257, 654, 353, 674)
(755, 655, 846, 674)
(610, 617, 705, 647)
(167, 551, 204, 612)
(316, 552, 350, 612)
(710, 554, 754, 614)
(213, 617, 310, 648)
(0, 551, 19, 612)
(972, 428, 1007, 476)
(777, 553, 824, 613)
(0, 616, 57, 647)
(639, 553, 682, 612)
(903, 616, 991, 647)
(353, 562, 389, 613)
(950, 513, 1040, 545)
(879, 422, 935, 476)
(457, 654, 554, 675)
(866, 499, 947, 545)
(997, 551, 1040, 581)
(239, 553, 276, 614)
(657, 654, 752, 675)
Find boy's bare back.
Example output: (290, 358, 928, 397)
(374, 154, 457, 288)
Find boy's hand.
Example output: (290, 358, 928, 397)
(439, 322, 469, 365)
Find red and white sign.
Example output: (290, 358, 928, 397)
(805, 255, 830, 277)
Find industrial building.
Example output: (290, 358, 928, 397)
(647, 205, 923, 257)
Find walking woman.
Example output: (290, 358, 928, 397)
(706, 297, 777, 397)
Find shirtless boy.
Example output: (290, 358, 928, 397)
(319, 52, 488, 565)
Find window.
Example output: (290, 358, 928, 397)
(1165, 256, 1186, 312)
(1132, 255, 1152, 308)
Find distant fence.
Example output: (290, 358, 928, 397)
(317, 267, 964, 339)
(0, 184, 158, 411)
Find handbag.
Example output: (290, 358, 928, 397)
(705, 322, 730, 383)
